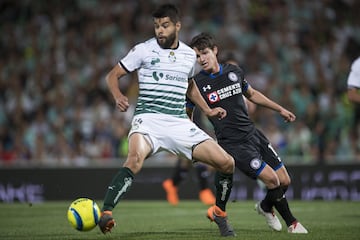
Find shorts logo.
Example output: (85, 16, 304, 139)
(132, 123, 139, 130)
(132, 118, 142, 130)
(207, 91, 220, 103)
(250, 158, 261, 170)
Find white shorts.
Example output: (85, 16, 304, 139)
(128, 113, 212, 160)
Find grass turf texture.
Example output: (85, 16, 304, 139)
(0, 200, 359, 240)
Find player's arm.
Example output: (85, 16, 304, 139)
(185, 98, 195, 120)
(106, 63, 130, 112)
(347, 87, 360, 103)
(187, 78, 227, 119)
(244, 85, 296, 122)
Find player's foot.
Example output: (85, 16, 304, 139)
(98, 211, 116, 234)
(199, 188, 216, 205)
(287, 221, 308, 234)
(255, 201, 282, 231)
(207, 205, 236, 237)
(162, 179, 179, 206)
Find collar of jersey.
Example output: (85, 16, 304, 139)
(200, 64, 223, 79)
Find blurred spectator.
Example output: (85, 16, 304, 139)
(1, 0, 360, 166)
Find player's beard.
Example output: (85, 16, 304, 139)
(156, 31, 177, 49)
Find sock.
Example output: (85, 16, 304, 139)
(260, 186, 284, 212)
(195, 164, 209, 190)
(102, 167, 134, 211)
(273, 195, 297, 226)
(172, 159, 189, 186)
(214, 171, 233, 212)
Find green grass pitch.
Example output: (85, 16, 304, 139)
(0, 200, 359, 240)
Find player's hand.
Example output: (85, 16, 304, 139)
(279, 108, 296, 122)
(206, 107, 227, 120)
(115, 95, 129, 112)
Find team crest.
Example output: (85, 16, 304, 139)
(250, 158, 261, 170)
(207, 91, 220, 103)
(228, 72, 238, 82)
(168, 51, 176, 62)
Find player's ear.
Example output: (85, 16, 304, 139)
(213, 46, 218, 56)
(175, 21, 181, 31)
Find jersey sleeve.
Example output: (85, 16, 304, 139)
(242, 78, 250, 92)
(188, 65, 195, 78)
(236, 66, 250, 92)
(119, 43, 146, 72)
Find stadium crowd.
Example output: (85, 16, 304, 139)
(1, 0, 359, 166)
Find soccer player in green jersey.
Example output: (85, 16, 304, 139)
(98, 5, 235, 237)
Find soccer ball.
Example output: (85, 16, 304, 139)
(67, 198, 101, 231)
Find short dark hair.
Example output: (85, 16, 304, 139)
(152, 4, 181, 24)
(190, 32, 216, 50)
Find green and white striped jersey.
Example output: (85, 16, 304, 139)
(120, 38, 196, 118)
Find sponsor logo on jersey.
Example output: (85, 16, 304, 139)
(203, 85, 211, 92)
(152, 71, 187, 82)
(152, 50, 160, 55)
(152, 71, 164, 81)
(208, 83, 242, 102)
(207, 91, 220, 103)
(151, 58, 160, 65)
(165, 74, 187, 82)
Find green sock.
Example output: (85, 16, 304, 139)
(102, 167, 134, 211)
(214, 171, 233, 212)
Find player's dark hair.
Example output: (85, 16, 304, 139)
(190, 32, 216, 50)
(152, 4, 181, 24)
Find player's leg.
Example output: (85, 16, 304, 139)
(233, 129, 283, 231)
(274, 166, 308, 233)
(193, 139, 235, 236)
(256, 165, 283, 231)
(173, 158, 191, 186)
(193, 139, 234, 211)
(162, 158, 190, 205)
(99, 133, 152, 234)
(258, 127, 308, 234)
(195, 163, 215, 205)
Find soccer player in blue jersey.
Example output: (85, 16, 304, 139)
(98, 5, 235, 236)
(188, 32, 308, 234)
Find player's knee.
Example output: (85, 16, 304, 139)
(221, 155, 235, 174)
(262, 175, 280, 189)
(124, 153, 144, 174)
(281, 177, 291, 187)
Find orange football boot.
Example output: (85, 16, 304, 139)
(199, 188, 216, 205)
(162, 179, 179, 206)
